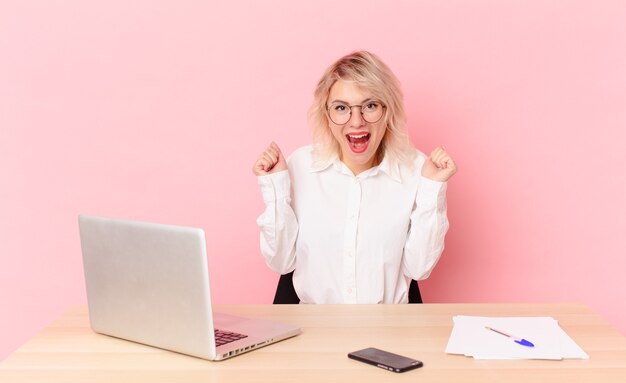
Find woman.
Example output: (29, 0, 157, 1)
(253, 51, 457, 304)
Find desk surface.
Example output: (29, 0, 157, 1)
(1, 304, 625, 382)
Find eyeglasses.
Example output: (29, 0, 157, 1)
(326, 100, 386, 125)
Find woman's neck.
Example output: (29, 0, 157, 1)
(342, 153, 381, 176)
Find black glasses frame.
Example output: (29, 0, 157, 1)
(326, 100, 386, 125)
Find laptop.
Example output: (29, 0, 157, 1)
(78, 214, 301, 360)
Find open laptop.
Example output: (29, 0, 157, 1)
(78, 214, 301, 360)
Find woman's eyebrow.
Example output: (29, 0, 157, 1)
(329, 98, 375, 104)
(328, 98, 347, 104)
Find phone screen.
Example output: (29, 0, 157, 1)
(348, 347, 423, 373)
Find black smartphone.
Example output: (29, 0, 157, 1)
(348, 347, 423, 373)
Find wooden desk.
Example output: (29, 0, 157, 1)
(1, 304, 625, 382)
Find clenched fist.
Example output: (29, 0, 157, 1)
(253, 142, 287, 176)
(421, 146, 458, 182)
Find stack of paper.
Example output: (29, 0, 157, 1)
(445, 316, 589, 360)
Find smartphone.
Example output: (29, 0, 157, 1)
(348, 347, 423, 373)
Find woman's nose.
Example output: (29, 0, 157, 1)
(347, 106, 364, 127)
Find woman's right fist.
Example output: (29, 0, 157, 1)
(253, 142, 287, 176)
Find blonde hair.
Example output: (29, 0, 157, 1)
(309, 51, 416, 169)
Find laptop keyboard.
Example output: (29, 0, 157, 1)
(214, 329, 248, 347)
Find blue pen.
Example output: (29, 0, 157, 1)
(485, 326, 535, 347)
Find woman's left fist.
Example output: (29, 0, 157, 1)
(421, 146, 458, 182)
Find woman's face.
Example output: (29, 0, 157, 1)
(327, 79, 386, 175)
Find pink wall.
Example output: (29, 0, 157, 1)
(1, 0, 625, 360)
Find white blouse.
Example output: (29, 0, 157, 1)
(256, 145, 449, 304)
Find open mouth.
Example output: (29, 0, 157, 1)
(346, 132, 370, 153)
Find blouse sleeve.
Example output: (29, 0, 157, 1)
(401, 176, 449, 281)
(255, 170, 299, 274)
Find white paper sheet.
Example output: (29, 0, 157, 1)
(445, 315, 589, 360)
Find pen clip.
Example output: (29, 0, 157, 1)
(514, 339, 535, 347)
